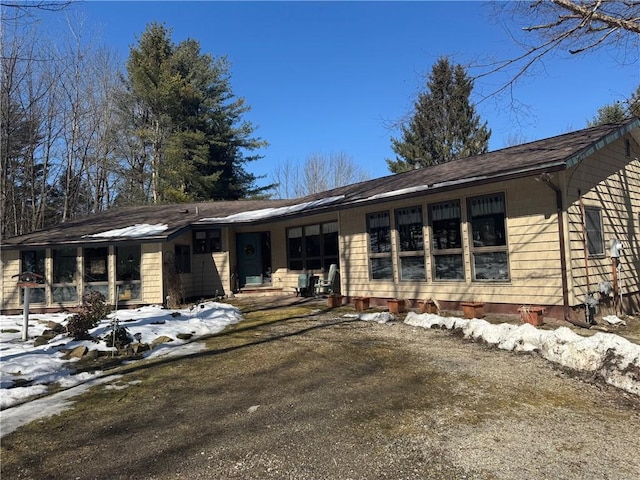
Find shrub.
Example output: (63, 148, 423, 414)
(66, 291, 112, 339)
(102, 326, 133, 349)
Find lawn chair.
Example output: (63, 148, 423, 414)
(295, 273, 314, 297)
(315, 264, 338, 296)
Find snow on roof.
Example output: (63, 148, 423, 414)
(82, 223, 169, 239)
(199, 195, 345, 223)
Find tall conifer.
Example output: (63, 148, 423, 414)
(387, 57, 491, 173)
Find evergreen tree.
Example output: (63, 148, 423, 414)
(387, 57, 491, 173)
(587, 102, 628, 126)
(119, 23, 267, 204)
(587, 85, 640, 127)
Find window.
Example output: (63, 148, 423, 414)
(368, 211, 393, 280)
(396, 206, 425, 280)
(286, 222, 338, 271)
(469, 193, 509, 281)
(430, 200, 464, 280)
(193, 229, 221, 253)
(84, 247, 109, 299)
(584, 207, 604, 256)
(116, 245, 141, 301)
(53, 247, 78, 303)
(20, 249, 46, 303)
(175, 245, 191, 273)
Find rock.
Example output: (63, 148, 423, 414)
(34, 334, 55, 347)
(45, 321, 66, 333)
(171, 311, 181, 317)
(151, 335, 174, 347)
(132, 343, 150, 355)
(85, 349, 99, 360)
(176, 333, 193, 340)
(69, 345, 88, 358)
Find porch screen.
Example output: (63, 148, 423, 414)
(430, 200, 463, 280)
(469, 193, 509, 281)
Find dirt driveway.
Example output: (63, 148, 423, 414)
(2, 297, 639, 479)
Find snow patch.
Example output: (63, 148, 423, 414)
(405, 311, 640, 396)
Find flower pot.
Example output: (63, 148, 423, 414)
(519, 306, 545, 326)
(327, 294, 343, 308)
(461, 301, 484, 319)
(418, 300, 437, 314)
(353, 297, 370, 312)
(387, 299, 405, 314)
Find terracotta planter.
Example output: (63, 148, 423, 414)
(418, 300, 437, 314)
(327, 294, 343, 308)
(353, 297, 370, 312)
(461, 301, 484, 319)
(519, 306, 545, 326)
(387, 299, 405, 314)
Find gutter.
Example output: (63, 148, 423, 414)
(537, 173, 591, 329)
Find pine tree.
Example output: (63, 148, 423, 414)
(387, 57, 491, 173)
(119, 23, 267, 204)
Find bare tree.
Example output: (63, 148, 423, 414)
(271, 152, 369, 199)
(477, 1, 639, 101)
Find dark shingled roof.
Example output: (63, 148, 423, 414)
(3, 118, 638, 248)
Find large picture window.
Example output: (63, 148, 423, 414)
(368, 211, 393, 280)
(469, 193, 509, 281)
(584, 207, 604, 256)
(430, 200, 464, 280)
(396, 206, 425, 280)
(286, 221, 338, 271)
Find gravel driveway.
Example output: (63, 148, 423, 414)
(2, 298, 639, 479)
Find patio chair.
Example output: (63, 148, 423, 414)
(295, 273, 313, 297)
(315, 264, 338, 295)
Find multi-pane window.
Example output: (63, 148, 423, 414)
(368, 211, 393, 280)
(116, 245, 141, 301)
(20, 250, 46, 303)
(53, 247, 78, 303)
(584, 207, 604, 256)
(287, 222, 338, 271)
(84, 246, 109, 299)
(430, 200, 464, 280)
(193, 229, 222, 253)
(396, 206, 425, 280)
(469, 193, 509, 281)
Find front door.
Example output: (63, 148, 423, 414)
(236, 233, 262, 287)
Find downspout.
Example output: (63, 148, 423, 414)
(537, 174, 590, 328)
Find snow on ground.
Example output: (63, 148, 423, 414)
(404, 311, 640, 397)
(0, 302, 243, 412)
(2, 305, 639, 438)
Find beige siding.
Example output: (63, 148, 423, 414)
(335, 179, 565, 306)
(141, 243, 164, 304)
(566, 134, 640, 305)
(1, 250, 21, 310)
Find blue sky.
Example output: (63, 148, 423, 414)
(71, 1, 639, 189)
